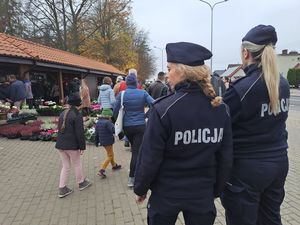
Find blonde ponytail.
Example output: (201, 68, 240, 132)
(176, 64, 222, 107)
(261, 45, 280, 115)
(242, 41, 280, 114)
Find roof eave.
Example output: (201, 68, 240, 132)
(0, 55, 124, 76)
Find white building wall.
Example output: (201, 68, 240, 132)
(231, 69, 245, 81)
(277, 54, 300, 78)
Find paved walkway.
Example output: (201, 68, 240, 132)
(0, 110, 299, 225)
(291, 88, 300, 97)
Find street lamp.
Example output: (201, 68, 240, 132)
(198, 0, 228, 70)
(154, 46, 164, 72)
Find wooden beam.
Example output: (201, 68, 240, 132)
(58, 70, 64, 105)
(19, 64, 30, 80)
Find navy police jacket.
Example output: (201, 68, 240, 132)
(223, 64, 290, 159)
(134, 81, 233, 199)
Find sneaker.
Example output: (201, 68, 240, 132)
(97, 169, 107, 178)
(112, 164, 122, 170)
(127, 177, 134, 188)
(79, 179, 92, 191)
(124, 141, 130, 147)
(58, 186, 73, 198)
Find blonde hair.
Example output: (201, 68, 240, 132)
(175, 64, 222, 107)
(81, 78, 88, 88)
(242, 41, 279, 115)
(80, 78, 89, 99)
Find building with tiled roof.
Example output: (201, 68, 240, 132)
(277, 49, 300, 78)
(0, 32, 124, 101)
(221, 64, 245, 81)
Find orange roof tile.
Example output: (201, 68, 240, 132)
(0, 32, 124, 75)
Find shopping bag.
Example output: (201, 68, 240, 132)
(115, 91, 125, 136)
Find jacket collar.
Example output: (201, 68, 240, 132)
(243, 63, 261, 76)
(174, 81, 203, 93)
(127, 85, 137, 89)
(70, 105, 79, 112)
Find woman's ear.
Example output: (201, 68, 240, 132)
(243, 48, 250, 60)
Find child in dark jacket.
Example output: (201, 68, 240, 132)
(95, 108, 121, 178)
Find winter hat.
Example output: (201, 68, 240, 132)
(117, 76, 124, 82)
(126, 73, 137, 86)
(100, 108, 113, 118)
(67, 92, 82, 106)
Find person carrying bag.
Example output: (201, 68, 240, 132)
(114, 91, 125, 136)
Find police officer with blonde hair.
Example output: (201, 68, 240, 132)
(134, 42, 233, 225)
(221, 25, 290, 225)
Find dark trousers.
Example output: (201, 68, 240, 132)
(123, 125, 145, 177)
(221, 156, 289, 225)
(26, 98, 33, 109)
(147, 193, 216, 225)
(81, 107, 90, 116)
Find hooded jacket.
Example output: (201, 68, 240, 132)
(97, 84, 116, 109)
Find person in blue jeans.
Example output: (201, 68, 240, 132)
(113, 70, 154, 187)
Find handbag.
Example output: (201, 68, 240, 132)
(115, 91, 125, 136)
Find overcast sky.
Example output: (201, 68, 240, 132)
(131, 0, 300, 76)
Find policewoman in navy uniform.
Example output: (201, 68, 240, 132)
(221, 25, 290, 225)
(133, 42, 233, 225)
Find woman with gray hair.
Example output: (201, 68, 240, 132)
(221, 25, 290, 225)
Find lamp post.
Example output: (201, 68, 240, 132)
(154, 46, 164, 72)
(198, 0, 228, 70)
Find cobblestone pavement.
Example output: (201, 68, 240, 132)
(0, 110, 299, 225)
(290, 88, 300, 97)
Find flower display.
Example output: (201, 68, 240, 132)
(84, 117, 97, 143)
(36, 105, 64, 116)
(0, 102, 10, 114)
(44, 101, 57, 106)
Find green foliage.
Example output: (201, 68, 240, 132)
(36, 106, 64, 116)
(287, 69, 300, 87)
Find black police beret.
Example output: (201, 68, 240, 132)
(242, 24, 277, 45)
(166, 42, 212, 66)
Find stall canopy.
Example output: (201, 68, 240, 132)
(0, 32, 124, 76)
